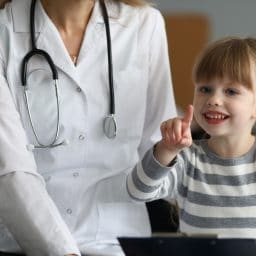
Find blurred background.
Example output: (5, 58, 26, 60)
(152, 0, 256, 112)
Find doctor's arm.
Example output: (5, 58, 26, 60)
(0, 173, 80, 256)
(0, 75, 80, 256)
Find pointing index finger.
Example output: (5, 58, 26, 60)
(183, 104, 194, 124)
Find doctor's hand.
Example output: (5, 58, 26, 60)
(154, 105, 194, 166)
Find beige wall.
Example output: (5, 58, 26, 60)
(164, 14, 210, 111)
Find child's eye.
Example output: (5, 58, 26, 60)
(225, 88, 239, 96)
(198, 86, 212, 94)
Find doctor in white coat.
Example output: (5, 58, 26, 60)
(0, 0, 176, 255)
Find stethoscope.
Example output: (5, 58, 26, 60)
(22, 0, 116, 150)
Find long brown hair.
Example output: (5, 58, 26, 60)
(193, 37, 256, 90)
(0, 0, 148, 8)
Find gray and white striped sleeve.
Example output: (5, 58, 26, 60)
(127, 147, 178, 201)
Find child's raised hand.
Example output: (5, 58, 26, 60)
(160, 105, 193, 151)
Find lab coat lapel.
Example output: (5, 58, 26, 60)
(12, 0, 80, 85)
(36, 20, 80, 85)
(35, 6, 80, 85)
(75, 0, 121, 68)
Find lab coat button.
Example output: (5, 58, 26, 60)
(76, 87, 82, 92)
(73, 172, 79, 177)
(66, 208, 72, 214)
(79, 134, 85, 140)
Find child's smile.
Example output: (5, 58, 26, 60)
(203, 110, 229, 125)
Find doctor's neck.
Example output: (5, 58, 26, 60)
(40, 0, 95, 32)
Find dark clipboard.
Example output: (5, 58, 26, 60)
(118, 233, 256, 256)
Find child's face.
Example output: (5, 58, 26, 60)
(193, 79, 256, 138)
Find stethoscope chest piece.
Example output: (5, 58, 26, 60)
(103, 114, 117, 139)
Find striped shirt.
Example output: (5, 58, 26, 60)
(127, 139, 256, 238)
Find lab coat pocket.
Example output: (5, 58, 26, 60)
(96, 202, 150, 241)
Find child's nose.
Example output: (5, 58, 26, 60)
(206, 94, 222, 106)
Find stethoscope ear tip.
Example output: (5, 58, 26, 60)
(27, 144, 35, 151)
(62, 139, 69, 146)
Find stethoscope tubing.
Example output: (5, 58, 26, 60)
(100, 0, 115, 116)
(21, 0, 116, 148)
(21, 48, 58, 85)
(22, 0, 58, 84)
(23, 79, 61, 148)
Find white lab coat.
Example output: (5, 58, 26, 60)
(0, 0, 176, 255)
